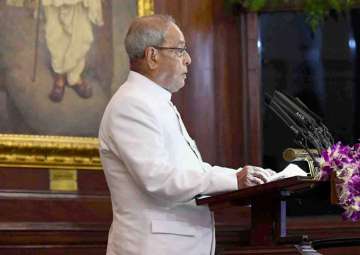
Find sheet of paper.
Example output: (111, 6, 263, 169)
(268, 163, 308, 182)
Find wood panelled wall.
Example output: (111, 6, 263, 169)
(1, 3, 360, 255)
(154, 0, 262, 168)
(0, 167, 111, 254)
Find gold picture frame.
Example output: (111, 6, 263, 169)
(0, 0, 154, 170)
(138, 0, 155, 16)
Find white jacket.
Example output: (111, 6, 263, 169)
(99, 71, 238, 255)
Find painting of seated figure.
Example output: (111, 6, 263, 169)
(0, 0, 150, 137)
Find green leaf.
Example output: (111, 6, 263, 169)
(329, 0, 341, 11)
(225, 0, 358, 30)
(243, 0, 267, 11)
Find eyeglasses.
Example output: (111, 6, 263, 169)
(152, 46, 188, 58)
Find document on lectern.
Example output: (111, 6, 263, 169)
(268, 163, 308, 182)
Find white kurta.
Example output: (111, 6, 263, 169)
(99, 71, 238, 255)
(6, 1, 103, 83)
(42, 0, 103, 85)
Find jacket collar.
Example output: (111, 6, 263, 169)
(127, 71, 172, 102)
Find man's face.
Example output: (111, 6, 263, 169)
(155, 23, 191, 93)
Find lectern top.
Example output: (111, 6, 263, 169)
(196, 176, 322, 208)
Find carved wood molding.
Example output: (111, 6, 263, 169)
(0, 134, 101, 170)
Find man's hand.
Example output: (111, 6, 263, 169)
(236, 165, 276, 189)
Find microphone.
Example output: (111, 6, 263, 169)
(293, 97, 323, 123)
(265, 91, 334, 154)
(293, 96, 334, 147)
(265, 93, 303, 136)
(272, 91, 317, 128)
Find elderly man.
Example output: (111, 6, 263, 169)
(99, 14, 274, 255)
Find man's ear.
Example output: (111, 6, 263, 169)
(144, 47, 158, 70)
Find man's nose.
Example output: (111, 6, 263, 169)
(183, 51, 191, 65)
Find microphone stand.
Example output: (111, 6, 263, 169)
(265, 91, 334, 175)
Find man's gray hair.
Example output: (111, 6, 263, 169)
(125, 15, 175, 61)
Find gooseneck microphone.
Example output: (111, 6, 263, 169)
(265, 91, 334, 163)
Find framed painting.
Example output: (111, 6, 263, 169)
(0, 0, 154, 170)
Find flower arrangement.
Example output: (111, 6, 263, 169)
(317, 142, 360, 221)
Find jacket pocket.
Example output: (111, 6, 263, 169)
(151, 219, 197, 237)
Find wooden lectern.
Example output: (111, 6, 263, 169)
(197, 176, 325, 254)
